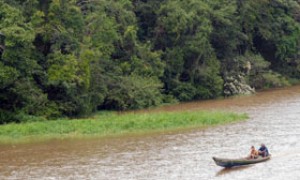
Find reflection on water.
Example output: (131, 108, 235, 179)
(1, 86, 300, 179)
(216, 165, 254, 177)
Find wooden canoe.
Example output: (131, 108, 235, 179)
(212, 155, 271, 168)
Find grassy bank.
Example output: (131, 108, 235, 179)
(0, 111, 248, 144)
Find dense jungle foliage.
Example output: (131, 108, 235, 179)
(1, 0, 300, 123)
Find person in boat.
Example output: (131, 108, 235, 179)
(249, 145, 259, 159)
(258, 143, 269, 157)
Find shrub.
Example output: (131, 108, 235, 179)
(251, 71, 290, 89)
(171, 82, 196, 101)
(0, 110, 18, 124)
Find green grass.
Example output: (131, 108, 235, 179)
(0, 111, 248, 144)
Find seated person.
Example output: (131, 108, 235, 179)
(249, 145, 259, 159)
(258, 143, 269, 157)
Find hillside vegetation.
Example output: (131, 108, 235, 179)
(1, 0, 300, 123)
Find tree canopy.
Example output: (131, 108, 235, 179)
(1, 0, 300, 123)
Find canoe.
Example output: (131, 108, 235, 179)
(212, 155, 271, 168)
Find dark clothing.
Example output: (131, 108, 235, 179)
(259, 146, 269, 157)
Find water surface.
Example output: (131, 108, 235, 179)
(1, 86, 300, 179)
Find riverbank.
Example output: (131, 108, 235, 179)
(0, 111, 247, 144)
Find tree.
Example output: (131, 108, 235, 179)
(154, 0, 223, 100)
(0, 2, 48, 123)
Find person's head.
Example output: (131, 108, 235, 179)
(251, 146, 255, 149)
(261, 143, 265, 147)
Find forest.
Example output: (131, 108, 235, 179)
(1, 0, 300, 123)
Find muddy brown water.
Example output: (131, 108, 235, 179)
(1, 86, 300, 180)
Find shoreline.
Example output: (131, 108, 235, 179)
(0, 110, 247, 144)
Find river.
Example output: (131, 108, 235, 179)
(1, 86, 300, 180)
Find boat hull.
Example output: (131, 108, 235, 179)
(213, 155, 271, 168)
